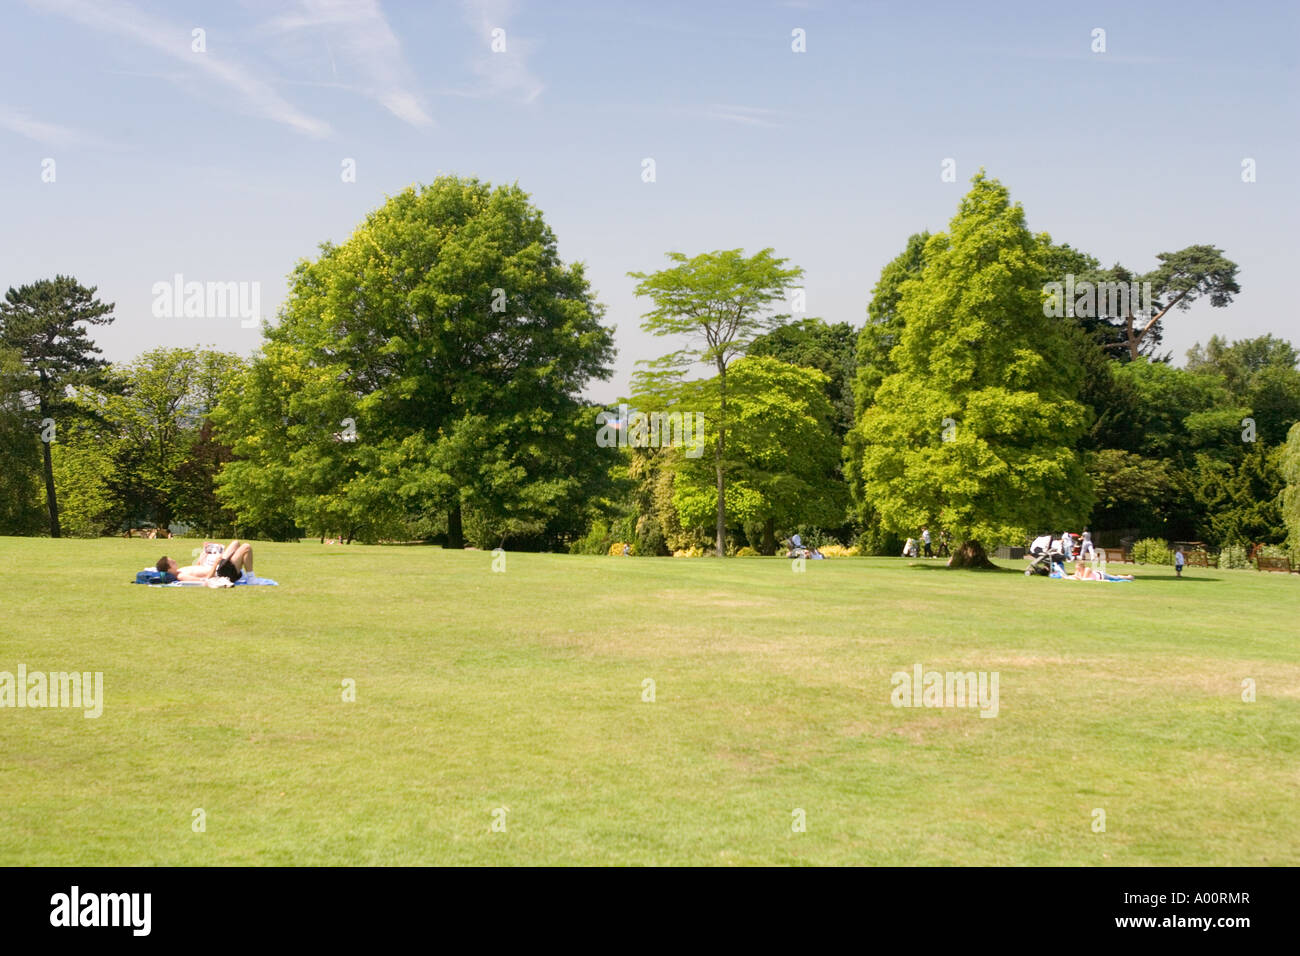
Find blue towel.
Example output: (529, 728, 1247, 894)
(236, 573, 278, 586)
(138, 572, 278, 587)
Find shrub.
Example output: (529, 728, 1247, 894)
(819, 544, 859, 557)
(854, 525, 903, 556)
(1217, 544, 1250, 570)
(570, 519, 613, 555)
(608, 541, 632, 556)
(736, 546, 759, 557)
(1131, 537, 1172, 565)
(672, 547, 704, 558)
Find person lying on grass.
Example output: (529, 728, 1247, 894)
(1072, 561, 1133, 583)
(156, 540, 254, 583)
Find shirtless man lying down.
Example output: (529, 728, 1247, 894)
(156, 540, 254, 583)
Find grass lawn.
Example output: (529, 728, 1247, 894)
(1, 536, 1297, 866)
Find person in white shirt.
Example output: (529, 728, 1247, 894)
(921, 527, 933, 557)
(1078, 530, 1095, 560)
(1061, 531, 1075, 560)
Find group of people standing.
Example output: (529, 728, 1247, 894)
(1059, 530, 1095, 561)
(902, 527, 951, 558)
(1029, 530, 1095, 561)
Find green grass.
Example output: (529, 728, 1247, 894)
(1, 536, 1298, 865)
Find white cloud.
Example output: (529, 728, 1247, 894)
(261, 0, 434, 128)
(26, 0, 332, 137)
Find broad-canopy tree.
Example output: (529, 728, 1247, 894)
(216, 175, 615, 546)
(629, 248, 804, 556)
(0, 276, 115, 537)
(855, 172, 1093, 568)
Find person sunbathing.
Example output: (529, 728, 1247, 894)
(157, 540, 254, 583)
(1072, 561, 1133, 583)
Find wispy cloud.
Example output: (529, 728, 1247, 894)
(460, 0, 544, 103)
(26, 0, 332, 137)
(261, 0, 433, 128)
(698, 104, 788, 128)
(0, 104, 100, 146)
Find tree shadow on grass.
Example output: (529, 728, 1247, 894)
(1128, 575, 1220, 584)
(901, 561, 1023, 574)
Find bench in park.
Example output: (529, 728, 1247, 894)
(1183, 550, 1211, 568)
(1102, 548, 1128, 564)
(1256, 555, 1296, 573)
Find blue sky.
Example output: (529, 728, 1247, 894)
(1, 0, 1296, 402)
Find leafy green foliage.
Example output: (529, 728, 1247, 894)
(668, 356, 844, 538)
(855, 173, 1092, 558)
(1217, 543, 1251, 570)
(1283, 423, 1300, 554)
(1085, 449, 1177, 538)
(854, 231, 930, 411)
(630, 247, 805, 555)
(1186, 334, 1300, 446)
(49, 420, 121, 537)
(749, 318, 857, 440)
(1131, 538, 1173, 565)
(1191, 444, 1287, 547)
(214, 176, 614, 547)
(0, 347, 45, 535)
(0, 276, 115, 536)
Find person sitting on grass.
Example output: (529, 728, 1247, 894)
(157, 540, 254, 584)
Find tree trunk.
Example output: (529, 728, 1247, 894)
(762, 517, 776, 556)
(714, 366, 727, 557)
(39, 398, 60, 538)
(447, 502, 464, 550)
(947, 539, 996, 569)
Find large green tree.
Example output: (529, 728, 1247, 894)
(855, 173, 1092, 568)
(216, 175, 614, 546)
(0, 276, 115, 536)
(629, 248, 804, 556)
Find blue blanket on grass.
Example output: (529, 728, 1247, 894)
(133, 569, 278, 587)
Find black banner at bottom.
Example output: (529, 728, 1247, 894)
(0, 866, 1281, 942)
